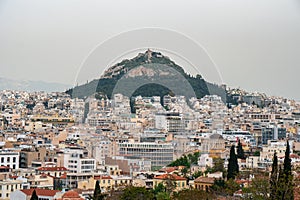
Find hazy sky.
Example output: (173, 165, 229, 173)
(0, 0, 300, 100)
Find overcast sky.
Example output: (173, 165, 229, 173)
(0, 0, 300, 100)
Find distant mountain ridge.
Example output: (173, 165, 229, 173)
(66, 49, 227, 101)
(0, 77, 71, 92)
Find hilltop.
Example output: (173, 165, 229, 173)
(66, 49, 226, 101)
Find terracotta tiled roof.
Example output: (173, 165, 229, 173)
(37, 167, 68, 171)
(95, 175, 113, 180)
(155, 174, 186, 181)
(290, 154, 300, 159)
(9, 175, 18, 179)
(158, 167, 178, 173)
(21, 189, 60, 197)
(62, 190, 81, 198)
(101, 175, 113, 180)
(60, 172, 67, 179)
(236, 179, 251, 184)
(194, 177, 215, 184)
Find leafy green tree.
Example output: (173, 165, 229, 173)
(253, 150, 260, 156)
(163, 175, 177, 194)
(156, 192, 170, 200)
(168, 152, 200, 168)
(168, 155, 190, 168)
(237, 139, 245, 159)
(270, 151, 278, 200)
(189, 152, 200, 165)
(181, 167, 188, 177)
(227, 145, 239, 180)
(153, 183, 170, 200)
(243, 177, 270, 200)
(211, 178, 226, 195)
(30, 190, 38, 200)
(212, 158, 225, 173)
(192, 170, 202, 179)
(120, 186, 153, 200)
(225, 179, 240, 196)
(153, 182, 166, 194)
(211, 178, 240, 197)
(172, 189, 215, 200)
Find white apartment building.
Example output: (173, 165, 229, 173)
(63, 148, 97, 189)
(63, 148, 96, 174)
(0, 151, 19, 170)
(155, 113, 185, 133)
(0, 178, 29, 200)
(118, 142, 174, 169)
(92, 140, 112, 165)
(260, 140, 293, 160)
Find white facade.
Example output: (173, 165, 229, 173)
(118, 142, 173, 168)
(0, 151, 19, 170)
(155, 114, 167, 130)
(198, 153, 213, 167)
(0, 178, 28, 200)
(63, 148, 96, 173)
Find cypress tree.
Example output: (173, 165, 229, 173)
(237, 139, 245, 159)
(277, 165, 285, 199)
(270, 151, 278, 200)
(276, 141, 294, 200)
(30, 190, 38, 200)
(283, 140, 293, 200)
(227, 145, 239, 180)
(93, 180, 104, 200)
(283, 141, 292, 181)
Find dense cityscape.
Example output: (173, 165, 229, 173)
(1, 1, 300, 199)
(0, 87, 299, 199)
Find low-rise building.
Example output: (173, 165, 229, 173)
(0, 150, 19, 170)
(10, 188, 60, 200)
(153, 174, 187, 191)
(194, 177, 215, 191)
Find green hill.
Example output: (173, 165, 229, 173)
(66, 50, 227, 102)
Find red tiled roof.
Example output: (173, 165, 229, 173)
(101, 175, 113, 180)
(155, 174, 186, 181)
(21, 189, 60, 197)
(37, 167, 68, 171)
(158, 167, 178, 173)
(95, 175, 113, 180)
(60, 172, 67, 179)
(194, 177, 215, 184)
(62, 190, 80, 198)
(0, 166, 10, 169)
(291, 154, 300, 159)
